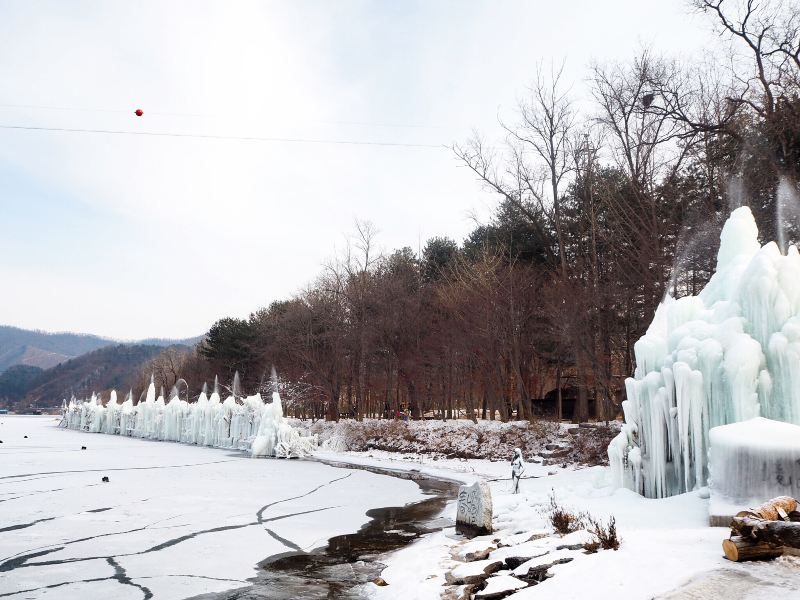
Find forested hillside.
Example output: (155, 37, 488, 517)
(0, 365, 44, 403)
(2, 344, 186, 409)
(0, 324, 204, 409)
(0, 325, 203, 375)
(0, 325, 114, 372)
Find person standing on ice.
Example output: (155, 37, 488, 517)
(511, 448, 525, 494)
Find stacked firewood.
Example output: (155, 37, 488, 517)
(723, 496, 800, 562)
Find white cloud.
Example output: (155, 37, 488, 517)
(0, 0, 711, 339)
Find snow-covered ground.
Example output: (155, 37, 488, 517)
(0, 415, 423, 600)
(314, 450, 800, 600)
(5, 415, 800, 600)
(299, 418, 617, 465)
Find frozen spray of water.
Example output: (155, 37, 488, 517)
(174, 378, 188, 401)
(271, 365, 279, 394)
(726, 174, 746, 213)
(665, 218, 723, 301)
(776, 176, 800, 255)
(232, 371, 242, 399)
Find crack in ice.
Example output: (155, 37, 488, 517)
(263, 528, 302, 551)
(0, 459, 238, 483)
(255, 473, 351, 524)
(0, 483, 100, 504)
(0, 575, 113, 598)
(107, 557, 154, 599)
(0, 516, 58, 533)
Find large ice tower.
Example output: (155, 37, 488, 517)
(609, 206, 800, 498)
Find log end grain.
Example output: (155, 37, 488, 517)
(722, 536, 783, 562)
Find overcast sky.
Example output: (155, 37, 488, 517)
(0, 0, 714, 340)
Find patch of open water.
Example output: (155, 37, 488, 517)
(189, 459, 458, 600)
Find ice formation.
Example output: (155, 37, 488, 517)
(60, 376, 317, 458)
(708, 417, 800, 504)
(609, 206, 800, 498)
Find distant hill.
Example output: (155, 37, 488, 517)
(0, 326, 113, 372)
(20, 344, 173, 407)
(0, 364, 44, 402)
(0, 325, 202, 373)
(138, 335, 205, 347)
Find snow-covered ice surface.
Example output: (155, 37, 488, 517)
(0, 416, 424, 600)
(316, 450, 800, 600)
(610, 206, 800, 498)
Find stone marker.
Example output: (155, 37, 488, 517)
(456, 481, 493, 535)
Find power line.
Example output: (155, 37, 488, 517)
(307, 118, 450, 130)
(0, 103, 452, 129)
(0, 123, 445, 148)
(0, 103, 205, 117)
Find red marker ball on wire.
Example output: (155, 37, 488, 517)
(134, 108, 143, 117)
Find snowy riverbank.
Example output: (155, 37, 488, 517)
(297, 417, 618, 466)
(313, 449, 800, 600)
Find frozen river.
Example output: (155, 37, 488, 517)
(0, 416, 425, 599)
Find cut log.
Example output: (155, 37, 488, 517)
(731, 516, 800, 548)
(722, 536, 783, 562)
(735, 496, 797, 521)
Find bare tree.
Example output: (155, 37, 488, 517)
(694, 0, 800, 179)
(694, 0, 799, 113)
(454, 61, 577, 275)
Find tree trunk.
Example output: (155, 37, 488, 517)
(407, 379, 421, 419)
(556, 364, 563, 421)
(327, 387, 340, 422)
(722, 536, 783, 562)
(737, 497, 798, 521)
(467, 373, 476, 423)
(731, 517, 800, 549)
(493, 362, 508, 422)
(574, 359, 589, 423)
(515, 358, 534, 423)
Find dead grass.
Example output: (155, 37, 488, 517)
(546, 491, 588, 535)
(546, 491, 621, 551)
(587, 514, 621, 550)
(582, 540, 601, 554)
